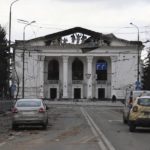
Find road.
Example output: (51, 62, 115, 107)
(0, 104, 150, 150)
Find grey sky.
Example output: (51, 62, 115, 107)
(0, 0, 150, 44)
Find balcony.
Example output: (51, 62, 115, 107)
(96, 80, 111, 85)
(45, 80, 59, 84)
(72, 80, 83, 84)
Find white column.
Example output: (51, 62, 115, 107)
(38, 55, 45, 98)
(87, 56, 93, 99)
(63, 56, 69, 98)
(111, 56, 117, 96)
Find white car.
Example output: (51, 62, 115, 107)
(12, 99, 48, 130)
(123, 90, 150, 124)
(128, 96, 150, 132)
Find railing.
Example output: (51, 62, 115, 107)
(44, 80, 111, 85)
(96, 80, 111, 85)
(72, 80, 83, 84)
(45, 80, 60, 84)
(16, 42, 99, 50)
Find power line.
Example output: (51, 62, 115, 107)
(114, 31, 150, 35)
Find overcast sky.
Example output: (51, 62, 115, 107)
(0, 0, 150, 46)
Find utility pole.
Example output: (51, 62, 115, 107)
(130, 23, 140, 90)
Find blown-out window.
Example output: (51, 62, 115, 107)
(96, 60, 107, 80)
(48, 60, 59, 80)
(72, 58, 83, 80)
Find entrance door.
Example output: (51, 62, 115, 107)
(74, 88, 81, 99)
(98, 88, 105, 99)
(50, 88, 57, 99)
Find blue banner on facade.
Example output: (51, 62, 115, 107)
(96, 63, 107, 70)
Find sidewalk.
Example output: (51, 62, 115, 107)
(0, 100, 13, 114)
(0, 112, 11, 143)
(45, 100, 124, 107)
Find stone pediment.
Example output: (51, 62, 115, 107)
(15, 27, 143, 53)
(44, 27, 111, 48)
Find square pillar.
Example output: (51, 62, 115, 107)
(86, 56, 93, 99)
(63, 56, 69, 99)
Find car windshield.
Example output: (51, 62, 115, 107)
(138, 98, 150, 106)
(16, 100, 41, 107)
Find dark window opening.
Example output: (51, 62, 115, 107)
(72, 58, 83, 80)
(96, 60, 107, 80)
(48, 60, 59, 80)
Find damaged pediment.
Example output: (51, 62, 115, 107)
(16, 27, 142, 53)
(44, 27, 110, 48)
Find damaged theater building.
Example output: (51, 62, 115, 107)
(13, 27, 143, 100)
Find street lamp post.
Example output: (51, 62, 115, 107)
(9, 0, 19, 99)
(130, 23, 140, 89)
(9, 0, 19, 49)
(22, 21, 36, 98)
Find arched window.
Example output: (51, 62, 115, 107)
(72, 58, 83, 80)
(48, 60, 59, 80)
(96, 60, 107, 80)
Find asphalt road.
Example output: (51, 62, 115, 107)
(0, 104, 150, 150)
(85, 107, 150, 150)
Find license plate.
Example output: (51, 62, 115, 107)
(144, 112, 150, 118)
(144, 112, 150, 115)
(22, 112, 35, 115)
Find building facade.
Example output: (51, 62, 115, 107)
(13, 27, 143, 100)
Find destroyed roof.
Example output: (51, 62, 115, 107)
(45, 27, 103, 40)
(16, 26, 142, 46)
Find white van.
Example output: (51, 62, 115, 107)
(122, 90, 150, 124)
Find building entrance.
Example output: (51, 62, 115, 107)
(98, 88, 105, 99)
(50, 88, 57, 99)
(74, 88, 81, 99)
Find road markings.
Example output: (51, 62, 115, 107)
(81, 107, 107, 150)
(108, 120, 122, 123)
(81, 136, 96, 143)
(81, 107, 116, 150)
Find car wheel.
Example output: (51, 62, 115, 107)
(123, 115, 128, 124)
(42, 123, 47, 130)
(12, 123, 18, 130)
(42, 119, 48, 130)
(129, 123, 136, 132)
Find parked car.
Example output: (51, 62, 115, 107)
(128, 96, 150, 132)
(11, 98, 48, 130)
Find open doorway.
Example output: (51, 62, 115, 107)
(98, 88, 105, 99)
(50, 88, 57, 99)
(74, 88, 81, 99)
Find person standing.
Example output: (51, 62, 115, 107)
(112, 95, 117, 103)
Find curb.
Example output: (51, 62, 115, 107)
(45, 101, 124, 107)
(0, 111, 11, 117)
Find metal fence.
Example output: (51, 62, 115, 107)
(0, 100, 14, 113)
